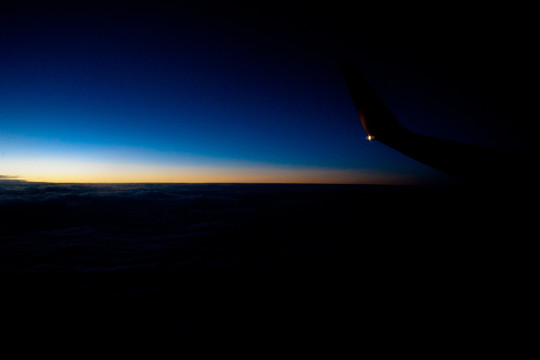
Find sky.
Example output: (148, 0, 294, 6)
(0, 2, 535, 184)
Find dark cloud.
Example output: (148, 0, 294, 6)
(0, 182, 527, 352)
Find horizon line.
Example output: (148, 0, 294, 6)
(0, 179, 449, 186)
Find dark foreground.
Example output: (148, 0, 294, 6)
(0, 182, 531, 356)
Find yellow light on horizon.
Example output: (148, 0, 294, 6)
(0, 157, 400, 184)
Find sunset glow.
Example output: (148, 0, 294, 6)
(1, 156, 396, 184)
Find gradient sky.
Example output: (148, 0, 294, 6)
(1, 2, 534, 184)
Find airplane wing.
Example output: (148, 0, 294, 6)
(339, 61, 518, 183)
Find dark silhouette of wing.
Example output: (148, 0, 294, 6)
(340, 61, 519, 183)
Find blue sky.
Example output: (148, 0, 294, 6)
(0, 2, 530, 183)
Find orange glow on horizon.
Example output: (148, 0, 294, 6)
(1, 158, 404, 184)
